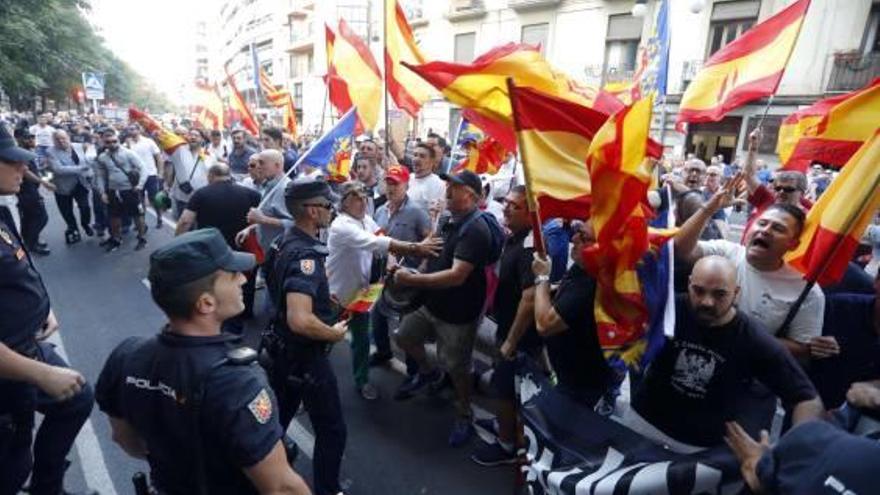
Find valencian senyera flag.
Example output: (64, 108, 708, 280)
(785, 132, 880, 286)
(676, 0, 812, 131)
(325, 20, 383, 132)
(384, 0, 433, 117)
(405, 43, 624, 152)
(778, 77, 880, 172)
(297, 107, 358, 182)
(583, 95, 669, 373)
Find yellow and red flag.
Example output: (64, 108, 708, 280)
(324, 20, 383, 132)
(583, 96, 659, 369)
(405, 43, 624, 152)
(453, 135, 507, 176)
(129, 108, 186, 154)
(509, 84, 611, 221)
(257, 66, 298, 137)
(192, 82, 224, 131)
(785, 132, 880, 286)
(384, 0, 433, 117)
(224, 67, 260, 136)
(778, 77, 880, 172)
(676, 0, 811, 131)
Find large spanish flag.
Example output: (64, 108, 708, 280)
(405, 43, 624, 152)
(509, 84, 610, 221)
(584, 96, 658, 371)
(384, 0, 433, 117)
(785, 132, 880, 286)
(326, 19, 383, 132)
(778, 77, 880, 172)
(192, 82, 224, 131)
(676, 0, 811, 130)
(129, 108, 186, 154)
(224, 67, 260, 136)
(325, 25, 355, 125)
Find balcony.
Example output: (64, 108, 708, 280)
(680, 59, 704, 93)
(508, 0, 561, 12)
(447, 0, 486, 22)
(583, 64, 636, 87)
(287, 0, 315, 19)
(287, 22, 314, 53)
(826, 52, 880, 93)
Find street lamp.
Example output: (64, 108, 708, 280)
(631, 0, 647, 17)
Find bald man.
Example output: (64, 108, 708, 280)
(238, 149, 293, 252)
(630, 256, 824, 449)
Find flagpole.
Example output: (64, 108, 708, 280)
(383, 0, 391, 156)
(777, 165, 880, 335)
(319, 82, 329, 135)
(505, 78, 546, 256)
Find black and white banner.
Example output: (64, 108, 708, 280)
(517, 363, 744, 495)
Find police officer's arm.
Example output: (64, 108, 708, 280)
(287, 293, 348, 342)
(108, 416, 148, 460)
(244, 441, 312, 495)
(0, 342, 84, 400)
(394, 258, 474, 289)
(531, 253, 568, 336)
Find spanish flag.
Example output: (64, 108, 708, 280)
(129, 108, 186, 154)
(384, 0, 433, 117)
(676, 0, 811, 130)
(785, 132, 880, 286)
(325, 20, 383, 132)
(584, 96, 658, 371)
(224, 67, 260, 136)
(509, 84, 610, 221)
(405, 43, 623, 152)
(778, 78, 880, 172)
(192, 82, 224, 131)
(452, 134, 507, 176)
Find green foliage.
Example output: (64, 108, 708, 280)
(0, 0, 174, 112)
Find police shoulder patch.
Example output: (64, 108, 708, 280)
(247, 388, 273, 424)
(300, 259, 315, 275)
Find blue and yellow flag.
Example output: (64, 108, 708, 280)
(297, 107, 357, 181)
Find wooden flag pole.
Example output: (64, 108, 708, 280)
(506, 77, 546, 256)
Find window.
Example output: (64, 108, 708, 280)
(604, 15, 642, 79)
(707, 1, 760, 58)
(521, 23, 549, 55)
(294, 83, 303, 109)
(742, 115, 782, 154)
(289, 54, 298, 78)
(337, 4, 370, 39)
(454, 32, 476, 63)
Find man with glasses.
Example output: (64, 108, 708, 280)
(238, 149, 293, 254)
(95, 129, 148, 252)
(327, 181, 440, 400)
(263, 179, 350, 495)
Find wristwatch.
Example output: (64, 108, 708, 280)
(535, 275, 550, 285)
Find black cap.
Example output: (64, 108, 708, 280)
(148, 228, 255, 287)
(439, 170, 482, 197)
(0, 124, 37, 163)
(285, 177, 338, 202)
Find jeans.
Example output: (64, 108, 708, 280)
(54, 184, 91, 233)
(17, 196, 48, 248)
(0, 343, 94, 495)
(268, 353, 346, 495)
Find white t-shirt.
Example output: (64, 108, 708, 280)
(408, 173, 446, 212)
(126, 137, 161, 177)
(170, 149, 211, 202)
(29, 124, 55, 147)
(208, 142, 229, 162)
(699, 239, 825, 344)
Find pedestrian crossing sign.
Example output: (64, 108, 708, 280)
(81, 72, 105, 100)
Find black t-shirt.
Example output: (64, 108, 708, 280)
(492, 229, 541, 351)
(632, 296, 818, 447)
(546, 266, 613, 393)
(0, 206, 48, 354)
(424, 210, 492, 324)
(17, 159, 41, 201)
(186, 181, 260, 247)
(95, 332, 281, 495)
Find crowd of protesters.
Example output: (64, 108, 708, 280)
(2, 108, 880, 495)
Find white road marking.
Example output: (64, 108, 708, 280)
(146, 209, 178, 230)
(141, 278, 150, 289)
(46, 332, 118, 495)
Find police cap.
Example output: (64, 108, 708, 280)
(149, 228, 255, 286)
(285, 177, 338, 202)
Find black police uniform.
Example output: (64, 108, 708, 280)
(264, 225, 347, 495)
(0, 205, 95, 495)
(95, 331, 282, 495)
(16, 157, 49, 250)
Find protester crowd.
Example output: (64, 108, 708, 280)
(2, 109, 880, 495)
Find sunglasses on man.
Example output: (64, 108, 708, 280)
(774, 185, 800, 193)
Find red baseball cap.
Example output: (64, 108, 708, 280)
(385, 164, 410, 184)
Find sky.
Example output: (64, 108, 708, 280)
(86, 0, 211, 104)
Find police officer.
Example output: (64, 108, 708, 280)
(94, 228, 311, 495)
(0, 123, 96, 495)
(263, 179, 349, 495)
